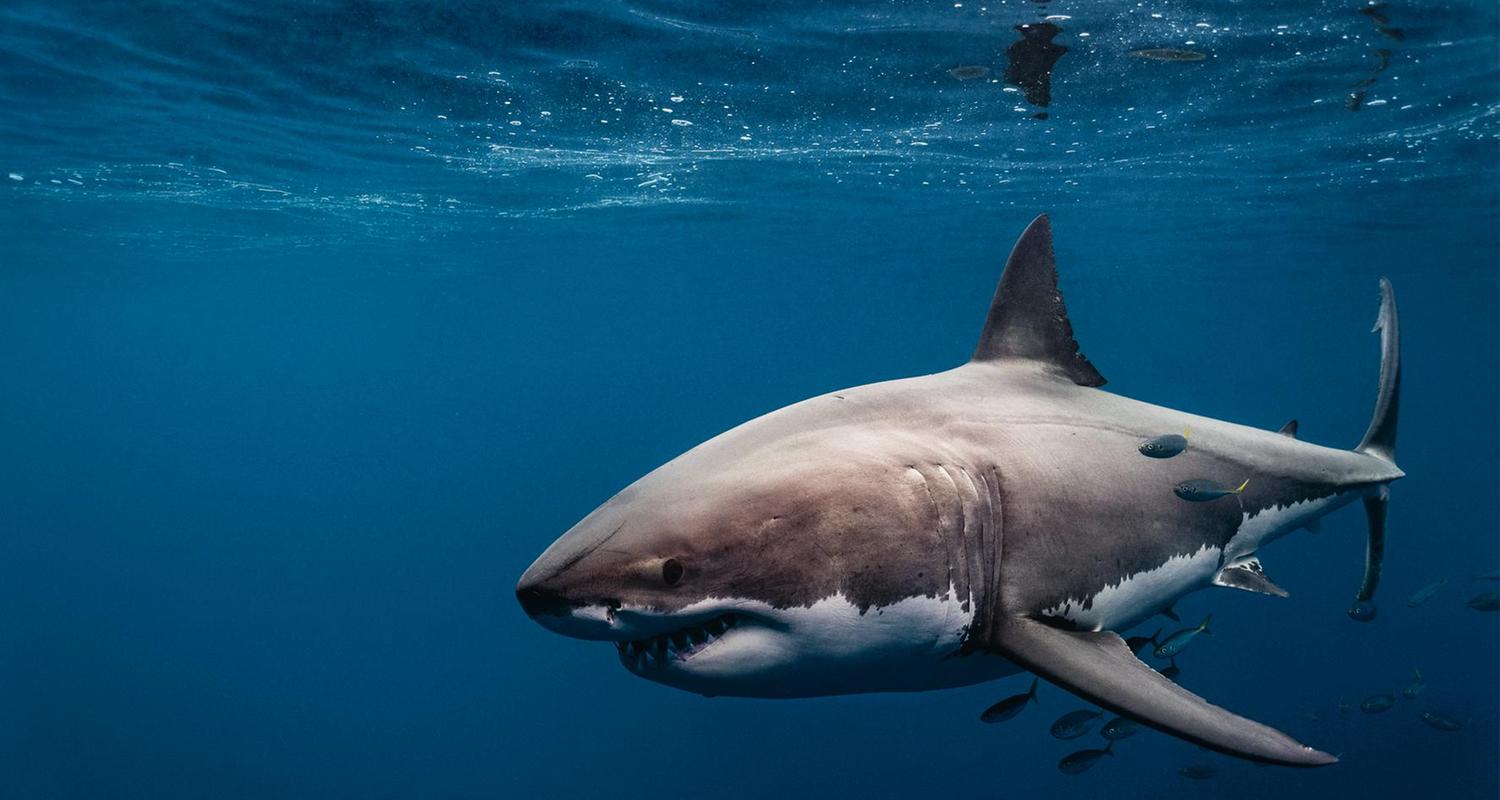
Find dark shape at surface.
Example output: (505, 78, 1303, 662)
(1349, 1, 1400, 111)
(1360, 2, 1391, 24)
(1004, 22, 1067, 109)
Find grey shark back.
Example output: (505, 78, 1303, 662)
(517, 214, 1403, 767)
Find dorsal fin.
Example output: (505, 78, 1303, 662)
(971, 214, 1105, 387)
(1278, 419, 1299, 438)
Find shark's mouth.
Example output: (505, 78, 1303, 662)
(615, 612, 743, 670)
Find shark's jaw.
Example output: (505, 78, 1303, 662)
(527, 591, 1021, 698)
(613, 611, 746, 674)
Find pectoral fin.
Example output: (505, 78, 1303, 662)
(1215, 558, 1290, 598)
(991, 617, 1336, 767)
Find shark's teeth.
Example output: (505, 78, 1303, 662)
(617, 613, 741, 670)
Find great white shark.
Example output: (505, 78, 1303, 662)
(516, 215, 1402, 767)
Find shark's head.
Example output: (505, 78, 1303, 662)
(516, 406, 997, 697)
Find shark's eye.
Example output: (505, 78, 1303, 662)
(662, 558, 684, 586)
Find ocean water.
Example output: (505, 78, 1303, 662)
(1, 0, 1497, 797)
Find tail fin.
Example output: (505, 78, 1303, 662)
(1357, 279, 1400, 463)
(1350, 280, 1399, 622)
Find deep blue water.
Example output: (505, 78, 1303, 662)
(2, 1, 1497, 798)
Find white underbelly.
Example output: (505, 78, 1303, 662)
(1042, 544, 1223, 632)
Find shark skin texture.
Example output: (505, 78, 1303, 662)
(517, 215, 1403, 767)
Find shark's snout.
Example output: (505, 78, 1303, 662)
(515, 570, 569, 618)
(515, 563, 624, 640)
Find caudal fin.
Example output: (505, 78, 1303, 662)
(1349, 279, 1400, 622)
(1356, 279, 1400, 463)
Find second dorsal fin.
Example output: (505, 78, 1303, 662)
(971, 215, 1106, 387)
(1278, 419, 1299, 438)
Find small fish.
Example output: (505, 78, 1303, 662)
(1101, 715, 1141, 740)
(980, 676, 1038, 723)
(1419, 710, 1463, 731)
(1050, 709, 1103, 739)
(1161, 657, 1182, 683)
(1407, 580, 1446, 607)
(1467, 591, 1500, 612)
(1360, 693, 1396, 713)
(1473, 569, 1500, 581)
(1347, 600, 1378, 622)
(1125, 628, 1162, 655)
(1173, 479, 1248, 502)
(1131, 48, 1207, 62)
(1058, 741, 1114, 774)
(1298, 709, 1322, 722)
(1178, 764, 1216, 780)
(1138, 430, 1189, 459)
(949, 65, 990, 80)
(1154, 615, 1211, 659)
(1401, 668, 1425, 698)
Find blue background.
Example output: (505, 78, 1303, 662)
(2, 1, 1496, 797)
